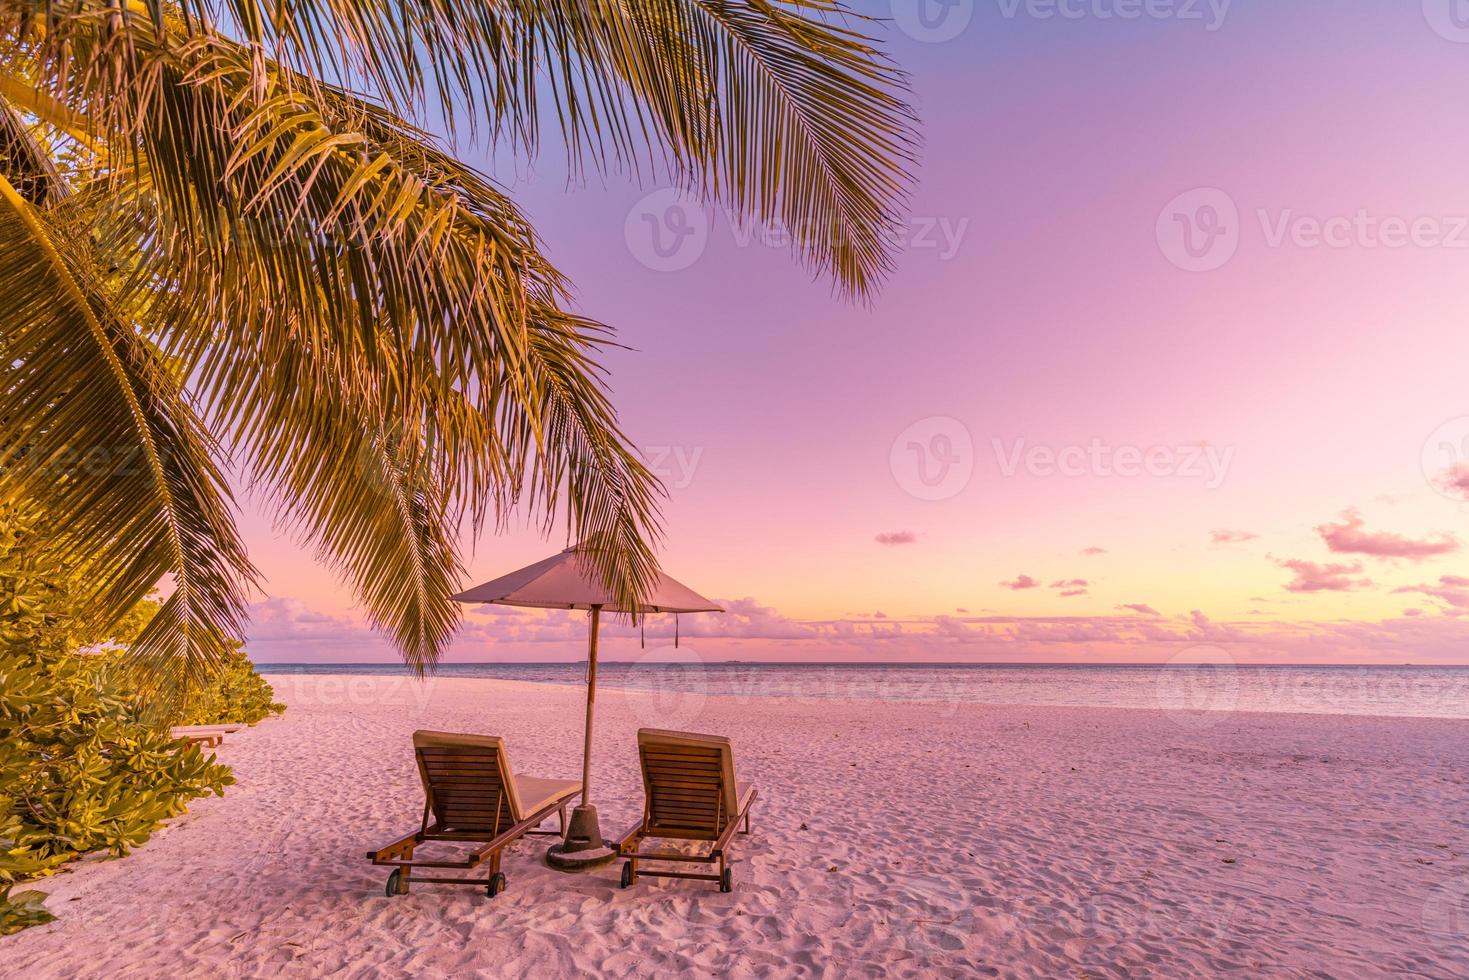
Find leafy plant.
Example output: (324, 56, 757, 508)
(0, 509, 235, 932)
(173, 643, 285, 726)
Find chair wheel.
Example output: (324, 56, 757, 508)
(385, 869, 402, 897)
(620, 862, 633, 889)
(719, 867, 732, 893)
(487, 872, 507, 898)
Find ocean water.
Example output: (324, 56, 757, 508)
(255, 662, 1469, 720)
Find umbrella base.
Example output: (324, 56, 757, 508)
(545, 805, 618, 871)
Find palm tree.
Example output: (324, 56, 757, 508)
(0, 1, 914, 689)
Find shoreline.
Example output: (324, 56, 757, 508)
(9, 676, 1468, 976)
(259, 671, 1469, 724)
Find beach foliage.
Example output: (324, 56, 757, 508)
(0, 0, 915, 692)
(0, 510, 240, 933)
(172, 643, 286, 726)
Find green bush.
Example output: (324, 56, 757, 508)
(174, 643, 285, 726)
(0, 509, 277, 934)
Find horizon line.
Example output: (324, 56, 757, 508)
(250, 660, 1469, 669)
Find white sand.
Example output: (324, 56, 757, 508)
(7, 675, 1469, 977)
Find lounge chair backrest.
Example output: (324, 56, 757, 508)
(636, 728, 738, 837)
(412, 730, 523, 832)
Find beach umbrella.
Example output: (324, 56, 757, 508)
(452, 545, 721, 869)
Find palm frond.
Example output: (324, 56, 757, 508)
(0, 173, 254, 691)
(16, 0, 915, 294)
(0, 88, 63, 203)
(51, 27, 662, 663)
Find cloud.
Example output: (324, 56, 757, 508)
(245, 593, 1469, 666)
(875, 530, 917, 546)
(1080, 546, 1108, 556)
(1275, 558, 1372, 593)
(1118, 603, 1160, 616)
(1316, 509, 1458, 561)
(1000, 574, 1040, 590)
(1404, 608, 1423, 617)
(1210, 529, 1259, 545)
(1431, 464, 1469, 502)
(244, 598, 391, 659)
(1045, 578, 1088, 597)
(1394, 575, 1469, 610)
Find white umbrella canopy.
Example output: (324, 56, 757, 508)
(452, 545, 721, 869)
(453, 546, 722, 614)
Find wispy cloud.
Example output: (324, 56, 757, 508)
(1079, 546, 1108, 556)
(1118, 603, 1161, 616)
(1048, 578, 1088, 597)
(1275, 558, 1372, 593)
(875, 530, 917, 546)
(1394, 575, 1469, 610)
(1316, 509, 1458, 561)
(1000, 574, 1040, 590)
(1431, 464, 1469, 502)
(1210, 528, 1259, 545)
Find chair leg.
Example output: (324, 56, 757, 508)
(558, 805, 568, 836)
(398, 844, 415, 894)
(741, 810, 750, 835)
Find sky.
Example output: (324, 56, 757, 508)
(241, 1, 1469, 665)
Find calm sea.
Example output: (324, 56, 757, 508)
(255, 662, 1469, 720)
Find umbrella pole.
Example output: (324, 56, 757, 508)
(580, 605, 599, 804)
(546, 604, 616, 870)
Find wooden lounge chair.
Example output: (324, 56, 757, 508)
(366, 731, 580, 898)
(614, 728, 757, 893)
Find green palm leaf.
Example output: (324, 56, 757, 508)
(0, 174, 254, 691)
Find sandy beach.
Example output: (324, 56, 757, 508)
(7, 675, 1468, 977)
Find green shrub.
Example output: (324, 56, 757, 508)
(0, 508, 257, 933)
(174, 643, 285, 726)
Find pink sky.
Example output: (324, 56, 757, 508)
(241, 3, 1469, 665)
